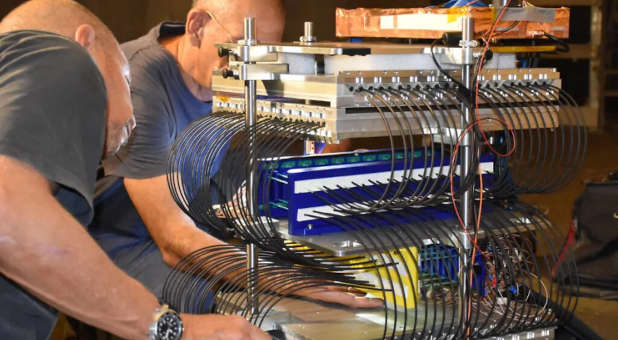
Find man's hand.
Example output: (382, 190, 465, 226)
(215, 186, 246, 219)
(125, 176, 383, 311)
(294, 285, 384, 309)
(182, 314, 270, 340)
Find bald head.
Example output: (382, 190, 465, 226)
(191, 0, 285, 42)
(0, 0, 115, 49)
(0, 0, 135, 159)
(169, 0, 284, 101)
(193, 0, 284, 13)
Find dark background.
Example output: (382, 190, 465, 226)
(0, 0, 433, 43)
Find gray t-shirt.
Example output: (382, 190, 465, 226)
(108, 22, 212, 179)
(0, 30, 107, 225)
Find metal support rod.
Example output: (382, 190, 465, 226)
(493, 0, 521, 8)
(492, 0, 509, 8)
(245, 79, 257, 216)
(304, 98, 316, 155)
(300, 21, 317, 43)
(246, 243, 258, 315)
(244, 16, 257, 44)
(459, 16, 475, 337)
(242, 16, 259, 315)
(304, 21, 314, 40)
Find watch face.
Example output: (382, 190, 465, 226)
(157, 312, 183, 340)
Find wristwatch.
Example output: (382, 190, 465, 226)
(148, 304, 184, 340)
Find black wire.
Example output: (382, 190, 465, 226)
(544, 32, 570, 53)
(430, 38, 474, 107)
(163, 72, 585, 339)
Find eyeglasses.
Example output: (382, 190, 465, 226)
(206, 11, 235, 43)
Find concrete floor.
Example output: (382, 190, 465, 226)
(574, 296, 618, 340)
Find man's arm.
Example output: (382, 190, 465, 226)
(125, 175, 383, 309)
(124, 175, 225, 267)
(0, 156, 269, 340)
(0, 156, 159, 339)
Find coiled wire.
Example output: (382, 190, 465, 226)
(163, 77, 583, 339)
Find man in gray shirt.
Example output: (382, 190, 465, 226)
(0, 1, 271, 339)
(91, 0, 383, 309)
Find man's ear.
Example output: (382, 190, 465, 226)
(186, 9, 210, 43)
(74, 24, 96, 50)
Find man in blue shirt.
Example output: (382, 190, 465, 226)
(91, 0, 383, 309)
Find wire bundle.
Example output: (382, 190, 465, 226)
(161, 199, 578, 339)
(162, 74, 585, 340)
(356, 81, 586, 198)
(164, 39, 584, 340)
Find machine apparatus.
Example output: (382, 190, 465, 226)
(163, 3, 583, 339)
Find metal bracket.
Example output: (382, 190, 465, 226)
(238, 63, 289, 81)
(459, 40, 480, 48)
(423, 46, 481, 66)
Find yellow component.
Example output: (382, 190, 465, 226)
(446, 7, 470, 23)
(215, 95, 229, 103)
(523, 1, 535, 7)
(491, 45, 557, 53)
(349, 247, 420, 311)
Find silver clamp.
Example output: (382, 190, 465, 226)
(459, 40, 479, 48)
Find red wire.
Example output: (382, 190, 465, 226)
(467, 152, 484, 337)
(449, 117, 516, 339)
(448, 117, 516, 252)
(452, 119, 503, 338)
(457, 3, 515, 336)
(474, 0, 516, 157)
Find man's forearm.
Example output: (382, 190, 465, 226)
(157, 218, 227, 266)
(0, 158, 159, 340)
(124, 176, 226, 267)
(122, 176, 384, 309)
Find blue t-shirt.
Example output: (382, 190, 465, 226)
(91, 22, 213, 241)
(111, 22, 213, 179)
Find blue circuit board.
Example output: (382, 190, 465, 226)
(257, 149, 496, 236)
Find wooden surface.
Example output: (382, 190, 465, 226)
(529, 0, 602, 6)
(573, 296, 618, 340)
(335, 7, 571, 40)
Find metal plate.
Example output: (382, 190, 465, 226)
(220, 293, 555, 340)
(277, 212, 537, 257)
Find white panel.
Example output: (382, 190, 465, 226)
(380, 15, 395, 30)
(397, 13, 461, 31)
(324, 54, 516, 74)
(278, 53, 316, 74)
(325, 54, 440, 73)
(293, 163, 494, 194)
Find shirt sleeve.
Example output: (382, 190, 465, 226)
(106, 56, 175, 179)
(0, 31, 107, 207)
